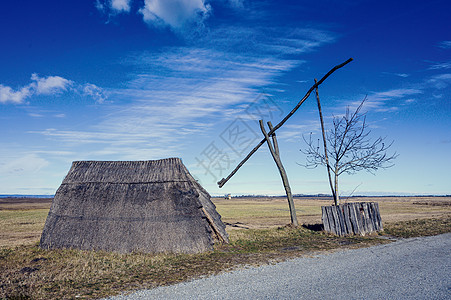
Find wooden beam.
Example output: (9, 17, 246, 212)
(218, 58, 353, 188)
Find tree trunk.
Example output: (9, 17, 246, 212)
(334, 172, 340, 205)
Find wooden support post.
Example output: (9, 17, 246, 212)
(314, 78, 337, 205)
(259, 120, 299, 227)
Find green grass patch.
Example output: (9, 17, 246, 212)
(382, 216, 451, 238)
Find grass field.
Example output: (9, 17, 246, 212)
(213, 196, 451, 229)
(0, 196, 450, 299)
(1, 196, 450, 247)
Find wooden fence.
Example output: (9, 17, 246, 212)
(321, 202, 383, 236)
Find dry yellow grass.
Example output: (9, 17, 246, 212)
(0, 196, 450, 299)
(0, 209, 49, 247)
(213, 196, 451, 230)
(0, 196, 450, 247)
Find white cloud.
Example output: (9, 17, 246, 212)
(96, 0, 131, 14)
(139, 0, 211, 29)
(82, 83, 108, 103)
(111, 0, 131, 12)
(0, 74, 107, 105)
(31, 73, 73, 95)
(0, 85, 32, 104)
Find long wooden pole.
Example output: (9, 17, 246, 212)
(314, 79, 337, 205)
(218, 58, 353, 188)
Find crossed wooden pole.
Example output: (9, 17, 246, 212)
(217, 58, 354, 189)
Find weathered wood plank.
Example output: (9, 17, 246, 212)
(321, 206, 330, 232)
(348, 204, 360, 235)
(342, 205, 353, 235)
(362, 203, 372, 234)
(331, 205, 341, 235)
(337, 206, 346, 236)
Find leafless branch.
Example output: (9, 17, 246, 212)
(301, 97, 398, 205)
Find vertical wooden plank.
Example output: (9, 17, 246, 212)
(342, 204, 353, 235)
(324, 206, 333, 234)
(372, 202, 383, 231)
(371, 203, 378, 231)
(328, 206, 338, 235)
(348, 203, 359, 235)
(321, 206, 330, 233)
(363, 202, 374, 233)
(337, 206, 346, 236)
(359, 202, 368, 235)
(356, 203, 366, 235)
(331, 206, 343, 235)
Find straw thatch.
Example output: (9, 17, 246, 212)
(40, 158, 228, 253)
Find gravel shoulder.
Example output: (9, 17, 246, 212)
(107, 233, 451, 300)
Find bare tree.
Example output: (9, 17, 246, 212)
(301, 94, 398, 206)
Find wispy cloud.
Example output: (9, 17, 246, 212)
(26, 22, 338, 160)
(429, 60, 451, 70)
(277, 122, 320, 142)
(368, 88, 423, 102)
(438, 40, 451, 49)
(0, 74, 107, 105)
(427, 73, 451, 89)
(342, 88, 423, 113)
(199, 26, 336, 56)
(37, 46, 301, 152)
(382, 72, 409, 78)
(0, 153, 48, 175)
(227, 0, 244, 9)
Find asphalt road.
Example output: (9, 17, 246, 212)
(108, 233, 451, 299)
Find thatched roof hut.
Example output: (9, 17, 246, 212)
(40, 158, 228, 253)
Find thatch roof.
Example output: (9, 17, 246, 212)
(40, 158, 228, 253)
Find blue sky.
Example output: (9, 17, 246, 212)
(0, 0, 450, 196)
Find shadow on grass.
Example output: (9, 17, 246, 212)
(302, 223, 324, 232)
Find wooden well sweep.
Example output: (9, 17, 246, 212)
(321, 202, 382, 236)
